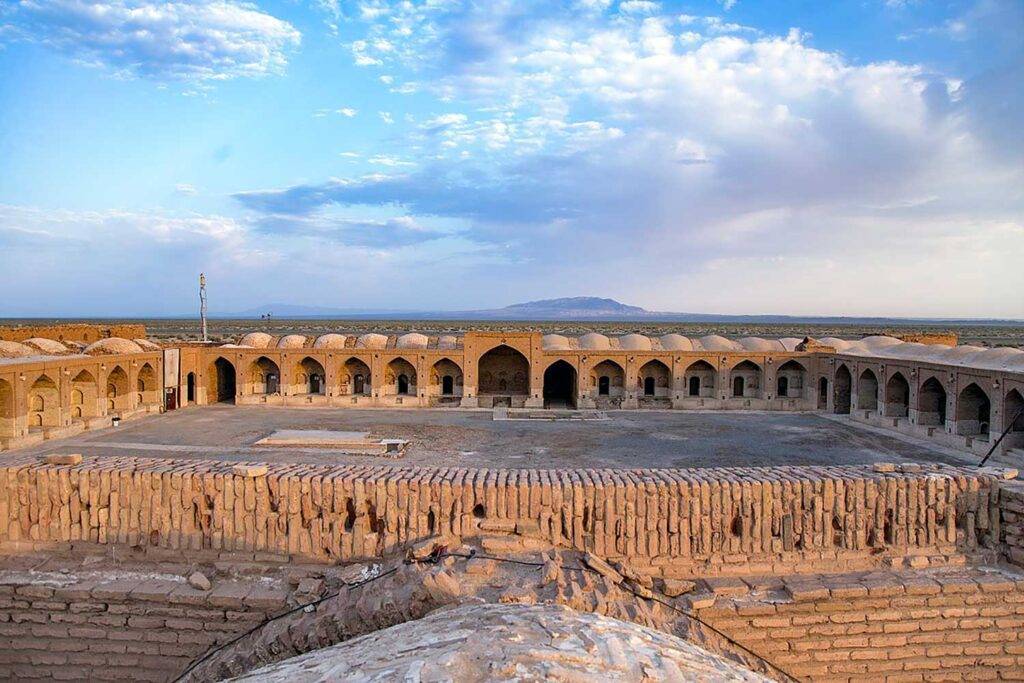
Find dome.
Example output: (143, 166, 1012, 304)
(697, 335, 742, 352)
(937, 346, 987, 364)
(238, 332, 274, 348)
(437, 335, 459, 350)
(617, 334, 652, 351)
(133, 339, 161, 351)
(543, 334, 571, 351)
(860, 335, 904, 349)
(312, 334, 348, 350)
(577, 333, 611, 350)
(659, 334, 693, 351)
(737, 337, 785, 352)
(0, 341, 34, 359)
(396, 333, 429, 349)
(356, 333, 388, 350)
(779, 337, 803, 352)
(84, 338, 144, 356)
(22, 338, 69, 354)
(276, 334, 307, 349)
(818, 337, 853, 351)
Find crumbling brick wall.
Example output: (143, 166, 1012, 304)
(0, 324, 146, 345)
(0, 458, 1007, 576)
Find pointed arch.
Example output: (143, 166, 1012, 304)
(917, 376, 946, 426)
(478, 345, 530, 396)
(385, 356, 417, 396)
(430, 357, 463, 400)
(590, 359, 625, 402)
(884, 372, 910, 417)
(543, 360, 577, 408)
(833, 364, 851, 414)
(775, 360, 805, 399)
(0, 378, 15, 437)
(731, 360, 761, 398)
(857, 368, 879, 411)
(684, 360, 716, 398)
(137, 362, 158, 405)
(638, 359, 671, 399)
(208, 357, 236, 404)
(249, 356, 281, 395)
(1005, 389, 1024, 433)
(295, 356, 326, 395)
(342, 357, 371, 396)
(956, 383, 990, 436)
(71, 369, 99, 419)
(29, 374, 59, 428)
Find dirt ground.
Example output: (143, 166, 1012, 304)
(12, 406, 976, 469)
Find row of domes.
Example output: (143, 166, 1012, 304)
(229, 332, 461, 351)
(829, 336, 1024, 371)
(543, 333, 806, 352)
(0, 337, 161, 359)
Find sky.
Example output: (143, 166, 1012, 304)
(0, 0, 1021, 318)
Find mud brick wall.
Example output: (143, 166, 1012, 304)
(0, 324, 146, 344)
(703, 568, 1024, 682)
(0, 573, 286, 682)
(1001, 480, 1024, 567)
(0, 458, 1008, 575)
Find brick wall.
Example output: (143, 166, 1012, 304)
(0, 324, 146, 344)
(0, 457, 1007, 575)
(1001, 480, 1024, 567)
(703, 568, 1024, 682)
(0, 572, 286, 682)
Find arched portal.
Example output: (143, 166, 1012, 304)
(834, 365, 851, 414)
(775, 360, 805, 399)
(186, 372, 196, 403)
(295, 357, 326, 395)
(343, 358, 371, 396)
(209, 358, 236, 403)
(637, 360, 670, 402)
(543, 360, 576, 408)
(857, 369, 879, 411)
(917, 377, 946, 426)
(684, 360, 715, 398)
(137, 363, 158, 404)
(0, 378, 15, 437)
(29, 374, 59, 428)
(730, 361, 761, 398)
(386, 358, 416, 397)
(250, 357, 281, 395)
(107, 366, 129, 410)
(590, 360, 624, 404)
(1005, 389, 1024, 433)
(430, 358, 462, 402)
(956, 383, 990, 436)
(478, 345, 529, 397)
(71, 369, 98, 419)
(885, 372, 910, 417)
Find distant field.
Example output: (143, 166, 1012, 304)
(4, 318, 1023, 348)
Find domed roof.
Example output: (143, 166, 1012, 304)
(396, 333, 429, 349)
(238, 332, 274, 348)
(697, 335, 742, 352)
(312, 334, 348, 350)
(543, 334, 571, 351)
(276, 334, 307, 349)
(618, 334, 652, 351)
(85, 338, 144, 356)
(779, 337, 803, 352)
(133, 339, 161, 351)
(0, 341, 34, 359)
(22, 338, 69, 354)
(737, 337, 785, 352)
(659, 334, 693, 351)
(818, 337, 853, 351)
(578, 333, 611, 350)
(860, 335, 904, 349)
(356, 333, 388, 350)
(437, 335, 459, 350)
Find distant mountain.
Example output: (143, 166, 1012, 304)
(499, 297, 647, 318)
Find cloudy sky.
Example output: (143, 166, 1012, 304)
(0, 0, 1021, 318)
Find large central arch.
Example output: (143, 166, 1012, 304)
(543, 360, 576, 408)
(478, 345, 530, 397)
(209, 357, 237, 403)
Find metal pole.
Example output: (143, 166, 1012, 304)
(200, 273, 208, 343)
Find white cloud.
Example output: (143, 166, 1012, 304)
(336, 107, 357, 117)
(379, 111, 395, 124)
(6, 0, 301, 84)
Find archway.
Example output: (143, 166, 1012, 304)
(71, 369, 98, 419)
(637, 360, 670, 402)
(730, 361, 761, 398)
(834, 365, 851, 414)
(885, 372, 910, 417)
(857, 369, 879, 411)
(29, 374, 59, 428)
(295, 357, 326, 395)
(956, 383, 990, 436)
(343, 358, 371, 396)
(210, 358, 236, 403)
(478, 345, 530, 397)
(917, 376, 946, 426)
(250, 357, 281, 395)
(684, 360, 715, 398)
(137, 362, 158, 405)
(818, 377, 828, 409)
(775, 360, 805, 399)
(1005, 389, 1024, 433)
(430, 358, 462, 401)
(543, 360, 576, 408)
(590, 360, 624, 403)
(186, 372, 196, 403)
(0, 378, 15, 437)
(386, 358, 417, 397)
(107, 366, 129, 410)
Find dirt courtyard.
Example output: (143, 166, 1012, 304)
(12, 406, 978, 469)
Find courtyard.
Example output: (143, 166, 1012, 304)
(15, 405, 974, 469)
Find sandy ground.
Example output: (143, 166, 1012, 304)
(11, 406, 976, 469)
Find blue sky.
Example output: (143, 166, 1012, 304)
(0, 0, 1021, 317)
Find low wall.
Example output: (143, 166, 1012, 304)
(0, 457, 1009, 576)
(0, 324, 146, 344)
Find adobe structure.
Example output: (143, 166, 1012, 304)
(1, 324, 1024, 681)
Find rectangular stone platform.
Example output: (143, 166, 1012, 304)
(253, 429, 408, 456)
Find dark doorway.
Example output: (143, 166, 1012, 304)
(733, 376, 745, 397)
(918, 377, 946, 426)
(777, 376, 789, 397)
(598, 376, 610, 396)
(213, 358, 236, 403)
(442, 375, 454, 395)
(354, 374, 365, 394)
(310, 374, 322, 394)
(398, 374, 409, 395)
(643, 376, 655, 396)
(818, 377, 828, 409)
(834, 365, 851, 414)
(543, 361, 576, 408)
(266, 373, 279, 394)
(186, 372, 196, 403)
(688, 376, 700, 397)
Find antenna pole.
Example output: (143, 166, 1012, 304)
(199, 273, 208, 343)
